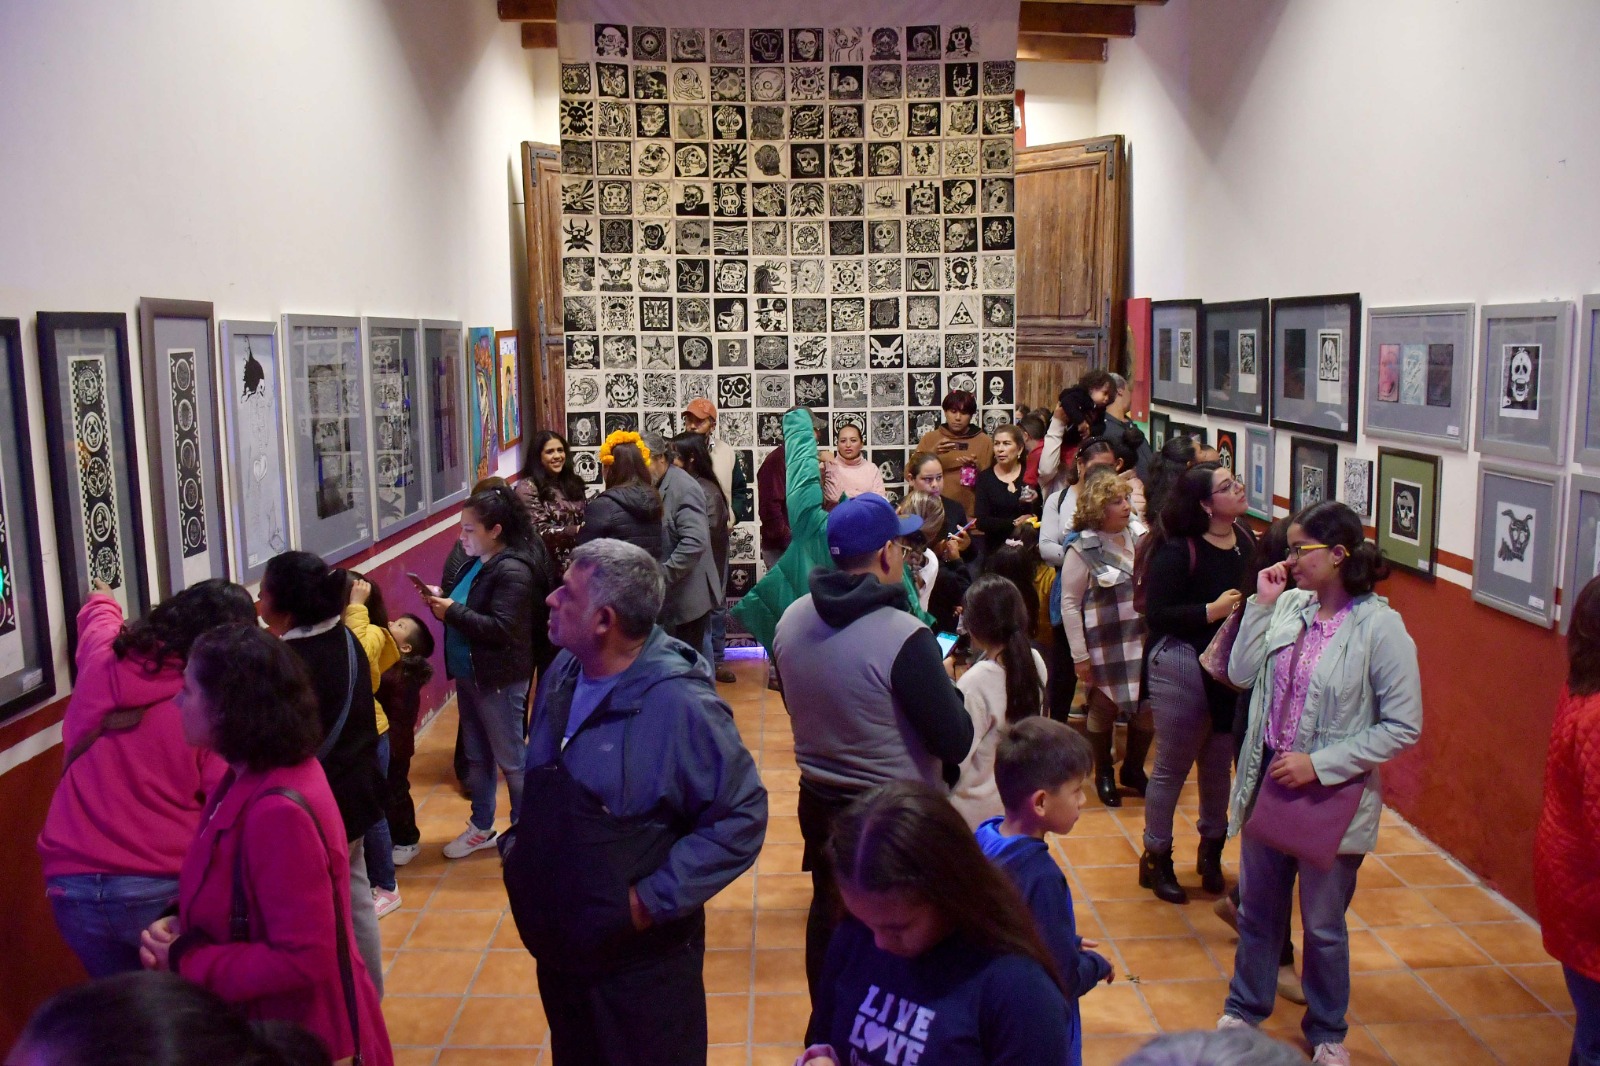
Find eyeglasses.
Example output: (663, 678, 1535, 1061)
(1212, 478, 1246, 496)
(1285, 543, 1330, 562)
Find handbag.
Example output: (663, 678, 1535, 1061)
(1199, 606, 1244, 689)
(1242, 631, 1366, 871)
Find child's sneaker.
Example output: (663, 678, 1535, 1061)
(372, 887, 402, 918)
(443, 822, 498, 859)
(392, 843, 420, 867)
(1216, 1014, 1253, 1031)
(1311, 1044, 1350, 1066)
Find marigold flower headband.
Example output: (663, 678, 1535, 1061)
(599, 430, 649, 467)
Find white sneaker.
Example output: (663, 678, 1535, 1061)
(372, 887, 402, 918)
(1216, 1014, 1253, 1031)
(443, 822, 498, 859)
(1311, 1044, 1350, 1066)
(392, 843, 420, 867)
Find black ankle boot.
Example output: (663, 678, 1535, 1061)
(1139, 848, 1188, 904)
(1120, 726, 1152, 795)
(1197, 836, 1227, 895)
(1090, 730, 1121, 807)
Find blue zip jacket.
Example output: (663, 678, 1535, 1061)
(976, 817, 1113, 1065)
(523, 626, 768, 922)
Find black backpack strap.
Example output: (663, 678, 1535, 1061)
(316, 628, 361, 764)
(230, 786, 363, 1065)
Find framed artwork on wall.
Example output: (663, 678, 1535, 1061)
(1340, 458, 1373, 518)
(1288, 436, 1337, 515)
(1474, 300, 1574, 466)
(219, 320, 292, 584)
(1560, 473, 1600, 634)
(1149, 410, 1171, 451)
(496, 329, 522, 449)
(1202, 299, 1270, 422)
(1150, 299, 1204, 413)
(1271, 293, 1362, 443)
(1215, 428, 1238, 475)
(468, 326, 499, 482)
(1364, 302, 1474, 451)
(366, 318, 428, 539)
(1174, 423, 1208, 447)
(139, 298, 229, 598)
(283, 314, 372, 565)
(423, 320, 470, 512)
(37, 312, 151, 665)
(1375, 449, 1440, 580)
(1472, 461, 1561, 627)
(0, 319, 55, 720)
(1570, 295, 1600, 466)
(1244, 425, 1275, 520)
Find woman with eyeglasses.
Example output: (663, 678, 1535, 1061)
(1139, 463, 1253, 904)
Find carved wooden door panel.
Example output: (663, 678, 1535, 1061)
(522, 143, 564, 430)
(1015, 136, 1127, 410)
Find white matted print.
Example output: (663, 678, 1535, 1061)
(1388, 478, 1423, 546)
(1491, 502, 1535, 584)
(1340, 458, 1372, 518)
(1316, 329, 1344, 406)
(1499, 342, 1540, 419)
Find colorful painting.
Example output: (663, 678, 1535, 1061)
(496, 330, 522, 448)
(468, 326, 498, 480)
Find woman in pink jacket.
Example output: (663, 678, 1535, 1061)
(139, 624, 392, 1066)
(38, 578, 256, 977)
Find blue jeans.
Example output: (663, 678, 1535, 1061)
(363, 734, 396, 891)
(46, 873, 180, 978)
(1569, 967, 1600, 1066)
(458, 676, 529, 832)
(1225, 835, 1364, 1046)
(710, 604, 728, 663)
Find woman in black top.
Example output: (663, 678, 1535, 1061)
(257, 550, 385, 993)
(1139, 463, 1252, 905)
(905, 452, 975, 623)
(576, 436, 664, 558)
(972, 424, 1042, 565)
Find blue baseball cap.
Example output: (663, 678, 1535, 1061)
(827, 494, 925, 559)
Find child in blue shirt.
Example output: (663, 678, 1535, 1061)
(976, 717, 1114, 1065)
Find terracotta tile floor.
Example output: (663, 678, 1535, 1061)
(380, 658, 1574, 1066)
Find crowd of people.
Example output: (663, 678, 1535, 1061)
(24, 366, 1594, 1066)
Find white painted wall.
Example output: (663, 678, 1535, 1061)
(0, 0, 556, 698)
(1016, 61, 1101, 146)
(1102, 0, 1600, 573)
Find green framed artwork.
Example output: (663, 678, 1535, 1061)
(1375, 448, 1441, 580)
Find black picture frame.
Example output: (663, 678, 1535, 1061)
(1201, 298, 1271, 423)
(1288, 435, 1339, 515)
(37, 311, 151, 671)
(1150, 299, 1205, 413)
(1271, 293, 1362, 443)
(0, 319, 56, 721)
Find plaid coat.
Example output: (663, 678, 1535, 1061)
(1069, 528, 1145, 717)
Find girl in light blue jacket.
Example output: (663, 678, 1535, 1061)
(1219, 502, 1422, 1066)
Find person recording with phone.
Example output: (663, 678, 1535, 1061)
(916, 390, 993, 519)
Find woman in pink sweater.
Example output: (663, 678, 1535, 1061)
(38, 579, 255, 977)
(822, 422, 887, 507)
(139, 624, 392, 1066)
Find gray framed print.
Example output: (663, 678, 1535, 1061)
(1150, 300, 1203, 413)
(36, 312, 151, 666)
(1572, 295, 1600, 466)
(1560, 473, 1600, 634)
(365, 318, 428, 539)
(1289, 436, 1338, 515)
(1364, 302, 1474, 451)
(423, 319, 470, 513)
(1472, 461, 1561, 627)
(219, 320, 292, 584)
(1202, 299, 1269, 422)
(1376, 448, 1440, 580)
(1244, 425, 1275, 520)
(0, 319, 55, 721)
(1474, 300, 1574, 466)
(284, 314, 373, 564)
(139, 298, 229, 597)
(1271, 293, 1361, 442)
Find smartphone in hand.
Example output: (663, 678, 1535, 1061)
(406, 572, 436, 598)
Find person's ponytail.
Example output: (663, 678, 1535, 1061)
(961, 574, 1043, 724)
(1001, 624, 1043, 724)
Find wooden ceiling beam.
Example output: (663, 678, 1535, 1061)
(520, 21, 557, 49)
(1019, 2, 1135, 36)
(498, 0, 556, 20)
(1016, 33, 1108, 62)
(1027, 0, 1163, 5)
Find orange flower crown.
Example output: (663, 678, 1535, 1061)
(599, 430, 649, 467)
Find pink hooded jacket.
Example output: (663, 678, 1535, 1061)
(38, 593, 225, 879)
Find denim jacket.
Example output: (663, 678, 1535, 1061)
(1226, 589, 1423, 854)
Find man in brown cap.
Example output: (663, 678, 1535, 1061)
(683, 399, 747, 683)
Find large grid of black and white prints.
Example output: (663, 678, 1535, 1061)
(557, 3, 1020, 593)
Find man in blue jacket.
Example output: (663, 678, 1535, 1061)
(502, 538, 768, 1065)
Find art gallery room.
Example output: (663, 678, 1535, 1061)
(3, 0, 1600, 1063)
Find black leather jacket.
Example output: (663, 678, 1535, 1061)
(441, 542, 555, 688)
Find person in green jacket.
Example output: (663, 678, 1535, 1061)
(733, 408, 934, 660)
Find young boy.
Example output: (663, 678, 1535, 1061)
(380, 613, 435, 874)
(976, 717, 1114, 1066)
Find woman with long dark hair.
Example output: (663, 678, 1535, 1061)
(576, 433, 664, 557)
(1142, 434, 1202, 526)
(137, 625, 392, 1066)
(39, 579, 256, 977)
(417, 486, 555, 859)
(1139, 463, 1252, 904)
(1220, 502, 1420, 1066)
(950, 576, 1048, 827)
(800, 781, 1068, 1064)
(973, 424, 1042, 565)
(516, 430, 588, 571)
